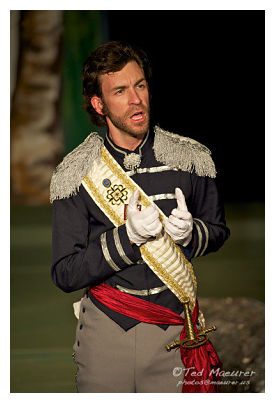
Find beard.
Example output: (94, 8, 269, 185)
(102, 99, 150, 139)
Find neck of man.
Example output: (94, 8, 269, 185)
(107, 121, 146, 151)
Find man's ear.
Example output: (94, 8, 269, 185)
(91, 96, 104, 115)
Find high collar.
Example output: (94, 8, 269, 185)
(104, 128, 153, 159)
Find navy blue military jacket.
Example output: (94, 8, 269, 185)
(51, 128, 230, 330)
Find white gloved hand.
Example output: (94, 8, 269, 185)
(164, 188, 193, 247)
(126, 190, 163, 246)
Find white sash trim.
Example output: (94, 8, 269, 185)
(82, 146, 203, 325)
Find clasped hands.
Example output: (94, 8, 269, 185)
(126, 188, 193, 247)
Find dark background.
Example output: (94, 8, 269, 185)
(106, 10, 264, 203)
(61, 10, 264, 203)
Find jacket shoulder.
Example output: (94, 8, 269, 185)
(50, 132, 103, 203)
(153, 126, 216, 178)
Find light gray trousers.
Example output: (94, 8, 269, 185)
(73, 295, 184, 393)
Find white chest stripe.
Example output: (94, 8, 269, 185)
(82, 145, 201, 324)
(148, 193, 176, 202)
(126, 165, 178, 176)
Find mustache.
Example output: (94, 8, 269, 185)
(127, 105, 149, 118)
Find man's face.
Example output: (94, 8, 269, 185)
(99, 61, 150, 138)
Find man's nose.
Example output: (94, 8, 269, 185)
(128, 88, 141, 104)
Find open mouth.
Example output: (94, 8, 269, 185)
(130, 111, 146, 122)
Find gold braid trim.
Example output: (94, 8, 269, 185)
(101, 147, 151, 208)
(140, 244, 189, 303)
(83, 176, 124, 227)
(82, 146, 202, 318)
(175, 244, 198, 291)
(101, 146, 198, 294)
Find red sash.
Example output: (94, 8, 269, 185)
(90, 283, 223, 393)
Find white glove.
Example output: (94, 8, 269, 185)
(164, 188, 193, 247)
(126, 190, 162, 246)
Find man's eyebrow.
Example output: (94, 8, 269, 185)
(111, 84, 127, 92)
(135, 77, 146, 86)
(111, 77, 146, 92)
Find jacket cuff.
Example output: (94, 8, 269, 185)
(100, 224, 141, 271)
(189, 218, 209, 258)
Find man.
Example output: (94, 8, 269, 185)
(50, 40, 230, 393)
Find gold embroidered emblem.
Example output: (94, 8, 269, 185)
(106, 184, 128, 205)
(82, 146, 204, 327)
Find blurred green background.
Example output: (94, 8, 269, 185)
(10, 202, 264, 392)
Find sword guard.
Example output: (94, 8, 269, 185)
(166, 297, 217, 352)
(165, 325, 217, 351)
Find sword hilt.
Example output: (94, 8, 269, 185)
(165, 297, 217, 352)
(165, 325, 217, 351)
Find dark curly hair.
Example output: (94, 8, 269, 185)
(82, 40, 152, 127)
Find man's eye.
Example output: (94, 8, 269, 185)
(115, 89, 123, 95)
(137, 84, 145, 89)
